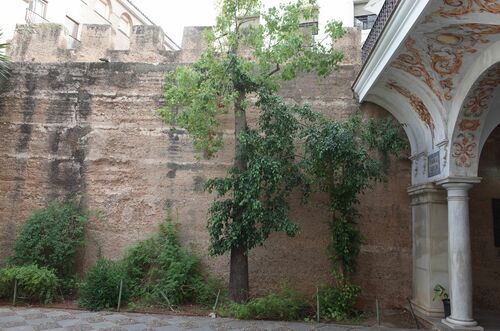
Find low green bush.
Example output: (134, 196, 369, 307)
(9, 200, 88, 280)
(0, 265, 58, 304)
(80, 219, 222, 311)
(221, 285, 309, 321)
(122, 220, 222, 307)
(79, 259, 128, 311)
(317, 275, 361, 321)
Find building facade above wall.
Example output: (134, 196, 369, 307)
(0, 0, 179, 51)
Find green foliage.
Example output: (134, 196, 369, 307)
(9, 200, 88, 280)
(80, 219, 222, 311)
(122, 220, 222, 306)
(79, 259, 127, 311)
(433, 284, 448, 301)
(161, 0, 345, 156)
(0, 30, 9, 81)
(317, 275, 361, 321)
(205, 93, 312, 255)
(328, 217, 361, 274)
(221, 285, 309, 321)
(302, 115, 408, 273)
(160, 0, 346, 266)
(0, 265, 58, 304)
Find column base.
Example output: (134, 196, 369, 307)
(442, 318, 483, 330)
(411, 299, 445, 318)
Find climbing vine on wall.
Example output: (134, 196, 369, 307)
(301, 115, 408, 275)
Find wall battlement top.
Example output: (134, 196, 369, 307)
(7, 23, 211, 64)
(7, 23, 361, 65)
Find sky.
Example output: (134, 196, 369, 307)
(134, 0, 288, 46)
(136, 0, 217, 46)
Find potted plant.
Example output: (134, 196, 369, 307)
(433, 284, 450, 318)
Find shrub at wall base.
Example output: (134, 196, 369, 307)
(0, 265, 58, 304)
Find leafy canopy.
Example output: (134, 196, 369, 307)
(205, 93, 316, 255)
(160, 0, 345, 157)
(160, 0, 346, 257)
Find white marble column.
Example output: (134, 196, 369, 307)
(438, 178, 481, 329)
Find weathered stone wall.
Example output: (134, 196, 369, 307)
(8, 24, 181, 64)
(470, 124, 500, 313)
(0, 25, 413, 310)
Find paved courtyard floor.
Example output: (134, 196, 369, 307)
(0, 307, 423, 331)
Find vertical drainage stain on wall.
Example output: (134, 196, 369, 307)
(16, 74, 36, 153)
(1, 72, 38, 257)
(46, 65, 93, 202)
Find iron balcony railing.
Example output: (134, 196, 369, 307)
(361, 0, 398, 63)
(25, 8, 49, 24)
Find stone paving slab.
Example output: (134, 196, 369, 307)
(0, 307, 423, 331)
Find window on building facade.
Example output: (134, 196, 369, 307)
(493, 199, 500, 247)
(65, 16, 79, 40)
(29, 0, 48, 19)
(118, 14, 132, 36)
(95, 0, 111, 20)
(355, 14, 377, 30)
(298, 21, 319, 36)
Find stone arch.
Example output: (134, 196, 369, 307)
(365, 87, 437, 185)
(364, 91, 422, 156)
(449, 61, 500, 177)
(386, 69, 448, 146)
(449, 40, 500, 139)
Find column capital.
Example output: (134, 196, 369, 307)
(436, 177, 482, 191)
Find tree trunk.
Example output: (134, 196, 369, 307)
(229, 88, 250, 303)
(229, 245, 249, 302)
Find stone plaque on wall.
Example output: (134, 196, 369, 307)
(428, 151, 440, 177)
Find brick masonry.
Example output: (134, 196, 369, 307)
(0, 25, 414, 310)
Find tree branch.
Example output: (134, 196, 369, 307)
(267, 64, 280, 77)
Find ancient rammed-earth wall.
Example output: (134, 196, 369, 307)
(0, 24, 411, 309)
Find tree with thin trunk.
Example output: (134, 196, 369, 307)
(160, 0, 345, 302)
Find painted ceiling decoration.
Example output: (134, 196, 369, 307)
(386, 80, 436, 138)
(392, 24, 500, 104)
(392, 38, 442, 101)
(425, 0, 500, 22)
(452, 63, 500, 167)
